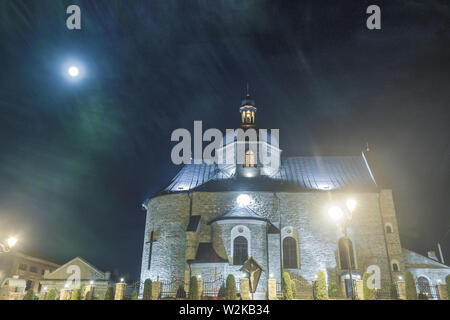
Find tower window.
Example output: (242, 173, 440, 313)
(338, 237, 355, 270)
(283, 237, 298, 269)
(385, 224, 393, 234)
(245, 150, 255, 167)
(392, 262, 399, 272)
(233, 236, 248, 265)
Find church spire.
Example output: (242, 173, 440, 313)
(240, 85, 257, 128)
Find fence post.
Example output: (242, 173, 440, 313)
(115, 282, 126, 300)
(240, 278, 250, 300)
(267, 279, 277, 300)
(152, 281, 161, 300)
(437, 284, 448, 300)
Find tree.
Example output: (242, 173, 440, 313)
(71, 288, 82, 300)
(143, 279, 152, 300)
(104, 286, 115, 300)
(405, 272, 418, 300)
(217, 283, 226, 299)
(281, 271, 293, 300)
(291, 281, 297, 299)
(225, 274, 238, 300)
(130, 290, 138, 300)
(189, 276, 200, 300)
(328, 282, 339, 299)
(176, 283, 186, 299)
(23, 289, 34, 300)
(313, 270, 328, 300)
(446, 275, 450, 300)
(362, 272, 376, 300)
(45, 288, 57, 300)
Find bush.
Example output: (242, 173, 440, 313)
(104, 286, 114, 300)
(225, 275, 238, 300)
(291, 281, 297, 299)
(71, 288, 82, 300)
(446, 275, 450, 300)
(176, 283, 186, 299)
(363, 272, 376, 300)
(143, 279, 152, 300)
(23, 289, 34, 300)
(45, 288, 57, 300)
(130, 290, 138, 300)
(390, 283, 398, 300)
(405, 272, 417, 300)
(313, 270, 328, 300)
(189, 276, 200, 300)
(328, 282, 339, 298)
(217, 283, 226, 299)
(281, 271, 293, 300)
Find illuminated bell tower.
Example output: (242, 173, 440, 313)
(240, 93, 257, 129)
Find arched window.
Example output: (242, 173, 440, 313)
(385, 224, 393, 234)
(283, 237, 298, 268)
(392, 262, 399, 272)
(417, 276, 431, 296)
(245, 151, 255, 167)
(338, 237, 355, 270)
(233, 236, 248, 265)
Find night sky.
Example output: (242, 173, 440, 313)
(0, 1, 448, 280)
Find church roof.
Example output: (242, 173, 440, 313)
(152, 154, 377, 199)
(187, 243, 228, 264)
(402, 248, 449, 269)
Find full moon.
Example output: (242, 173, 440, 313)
(68, 66, 79, 77)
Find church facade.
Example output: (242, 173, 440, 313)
(139, 94, 449, 299)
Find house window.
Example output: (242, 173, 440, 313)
(25, 280, 33, 291)
(245, 151, 255, 167)
(283, 237, 298, 268)
(233, 236, 248, 265)
(30, 266, 37, 273)
(18, 264, 27, 271)
(338, 237, 355, 270)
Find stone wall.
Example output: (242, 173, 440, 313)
(140, 189, 402, 299)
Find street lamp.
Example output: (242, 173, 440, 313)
(0, 237, 18, 253)
(328, 199, 357, 300)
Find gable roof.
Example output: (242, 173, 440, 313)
(208, 207, 267, 224)
(45, 257, 106, 279)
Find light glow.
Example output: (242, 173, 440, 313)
(237, 194, 251, 207)
(68, 66, 79, 77)
(346, 199, 357, 213)
(328, 206, 344, 221)
(7, 237, 17, 248)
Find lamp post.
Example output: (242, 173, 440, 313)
(328, 199, 357, 300)
(0, 237, 17, 253)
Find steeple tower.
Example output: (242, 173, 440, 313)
(240, 85, 257, 129)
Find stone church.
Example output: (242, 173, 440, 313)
(139, 93, 449, 299)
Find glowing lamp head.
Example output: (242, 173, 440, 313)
(346, 199, 357, 213)
(237, 194, 251, 207)
(7, 237, 17, 248)
(328, 206, 344, 222)
(90, 280, 94, 285)
(68, 66, 79, 77)
(120, 278, 124, 283)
